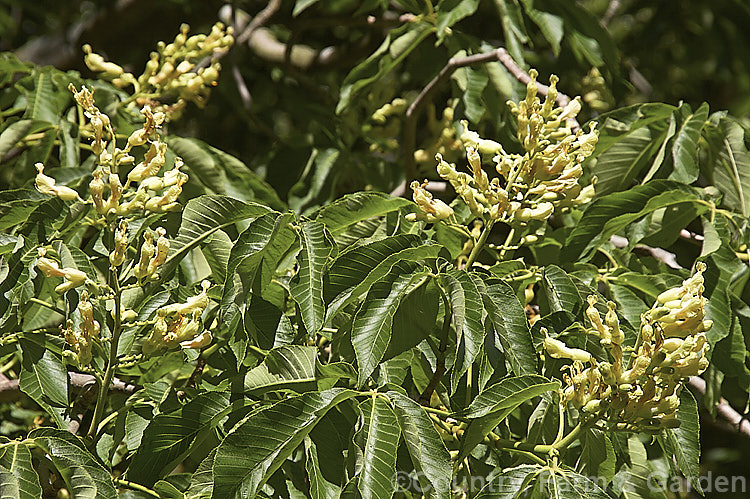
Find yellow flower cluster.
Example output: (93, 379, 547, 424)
(142, 280, 213, 355)
(412, 106, 463, 166)
(82, 22, 233, 117)
(61, 291, 100, 367)
(412, 70, 599, 225)
(67, 83, 189, 217)
(544, 263, 711, 432)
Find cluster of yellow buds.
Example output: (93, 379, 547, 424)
(68, 85, 190, 218)
(367, 98, 407, 153)
(69, 84, 113, 155)
(413, 105, 463, 166)
(142, 281, 213, 355)
(414, 70, 598, 226)
(581, 67, 614, 114)
(109, 220, 129, 267)
(82, 23, 233, 117)
(543, 264, 711, 432)
(371, 97, 407, 125)
(406, 180, 455, 222)
(34, 163, 82, 202)
(133, 227, 170, 280)
(35, 248, 89, 294)
(650, 262, 712, 338)
(61, 292, 100, 367)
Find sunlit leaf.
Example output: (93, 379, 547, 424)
(441, 270, 484, 393)
(561, 180, 708, 261)
(289, 221, 335, 334)
(0, 439, 42, 499)
(351, 261, 429, 386)
(243, 345, 317, 393)
(163, 195, 271, 280)
(212, 389, 357, 498)
(127, 392, 230, 486)
(478, 277, 537, 375)
(388, 392, 452, 499)
(30, 428, 116, 499)
(353, 397, 400, 499)
(659, 390, 702, 493)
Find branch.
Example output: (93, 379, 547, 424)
(389, 179, 447, 198)
(610, 234, 682, 269)
(689, 376, 750, 439)
(601, 0, 621, 27)
(0, 372, 136, 403)
(419, 290, 453, 405)
(219, 3, 371, 70)
(402, 47, 578, 186)
(235, 0, 283, 46)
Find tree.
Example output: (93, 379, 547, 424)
(0, 1, 749, 497)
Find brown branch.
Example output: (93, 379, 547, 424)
(0, 372, 137, 403)
(402, 47, 578, 187)
(610, 234, 682, 269)
(220, 2, 370, 70)
(236, 0, 283, 46)
(390, 179, 447, 198)
(689, 376, 750, 439)
(419, 358, 446, 406)
(204, 1, 283, 71)
(420, 293, 453, 405)
(601, 0, 621, 27)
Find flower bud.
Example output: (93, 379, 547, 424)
(35, 163, 80, 202)
(36, 249, 65, 278)
(82, 44, 124, 76)
(142, 310, 169, 355)
(127, 141, 168, 185)
(90, 170, 106, 213)
(55, 268, 88, 293)
(121, 309, 138, 323)
(147, 227, 169, 275)
(559, 97, 581, 121)
(410, 180, 454, 222)
(477, 139, 503, 155)
(605, 302, 624, 345)
(134, 232, 155, 280)
(661, 338, 683, 353)
(180, 330, 212, 349)
(581, 399, 604, 414)
(159, 280, 211, 316)
(543, 335, 592, 363)
(109, 220, 129, 267)
(657, 287, 685, 304)
(106, 172, 123, 212)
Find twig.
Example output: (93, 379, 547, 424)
(0, 373, 136, 402)
(610, 234, 682, 269)
(389, 179, 447, 197)
(689, 376, 750, 439)
(402, 47, 578, 186)
(419, 289, 453, 405)
(207, 0, 283, 69)
(114, 478, 160, 498)
(232, 64, 252, 109)
(601, 0, 621, 27)
(236, 0, 283, 46)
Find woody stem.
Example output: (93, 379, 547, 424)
(465, 219, 495, 268)
(87, 262, 122, 439)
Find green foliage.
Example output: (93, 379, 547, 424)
(1, 1, 750, 497)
